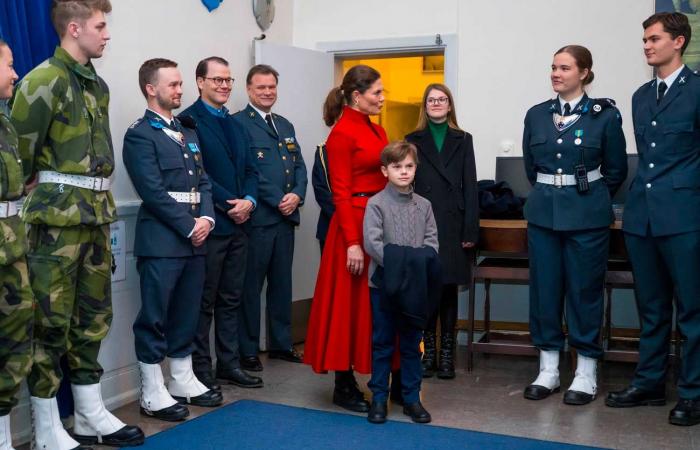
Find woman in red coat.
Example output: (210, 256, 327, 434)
(304, 65, 387, 412)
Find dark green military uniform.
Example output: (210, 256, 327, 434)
(0, 111, 34, 416)
(10, 47, 115, 397)
(522, 95, 627, 359)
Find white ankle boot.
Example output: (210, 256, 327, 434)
(72, 384, 125, 442)
(30, 396, 81, 450)
(0, 415, 15, 450)
(564, 354, 597, 405)
(167, 355, 210, 402)
(139, 361, 178, 413)
(524, 350, 560, 400)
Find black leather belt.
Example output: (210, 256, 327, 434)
(352, 192, 377, 197)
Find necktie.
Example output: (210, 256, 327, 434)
(265, 113, 277, 135)
(563, 103, 571, 116)
(657, 81, 668, 104)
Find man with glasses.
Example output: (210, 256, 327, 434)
(233, 65, 307, 371)
(180, 57, 263, 390)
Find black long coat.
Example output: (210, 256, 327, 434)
(406, 127, 479, 285)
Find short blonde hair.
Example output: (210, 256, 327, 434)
(51, 0, 112, 38)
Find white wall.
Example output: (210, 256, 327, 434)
(294, 0, 654, 179)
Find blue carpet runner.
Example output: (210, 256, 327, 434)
(139, 399, 606, 449)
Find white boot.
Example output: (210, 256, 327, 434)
(72, 384, 125, 442)
(524, 350, 560, 400)
(564, 354, 597, 405)
(0, 415, 16, 450)
(139, 362, 189, 421)
(139, 361, 178, 413)
(167, 355, 210, 401)
(30, 396, 81, 450)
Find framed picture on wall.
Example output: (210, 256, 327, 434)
(656, 0, 700, 70)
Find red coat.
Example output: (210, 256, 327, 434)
(304, 106, 388, 374)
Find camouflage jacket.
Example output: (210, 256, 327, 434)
(0, 112, 28, 265)
(10, 47, 116, 227)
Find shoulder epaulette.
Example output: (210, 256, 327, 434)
(591, 98, 617, 115)
(128, 118, 143, 129)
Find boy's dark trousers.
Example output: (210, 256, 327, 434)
(368, 287, 423, 404)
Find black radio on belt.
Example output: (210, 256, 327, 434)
(574, 163, 589, 193)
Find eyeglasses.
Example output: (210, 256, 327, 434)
(426, 97, 449, 105)
(204, 77, 234, 87)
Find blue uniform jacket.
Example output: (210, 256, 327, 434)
(123, 110, 214, 257)
(180, 98, 259, 236)
(232, 104, 307, 227)
(312, 143, 334, 241)
(522, 95, 627, 231)
(623, 66, 700, 237)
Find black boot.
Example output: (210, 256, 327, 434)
(422, 331, 437, 378)
(333, 370, 370, 412)
(390, 370, 404, 405)
(437, 332, 456, 379)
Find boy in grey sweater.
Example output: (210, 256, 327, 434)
(363, 141, 439, 424)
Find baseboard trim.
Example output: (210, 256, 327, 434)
(455, 319, 641, 338)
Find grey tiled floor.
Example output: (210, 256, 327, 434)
(27, 348, 700, 450)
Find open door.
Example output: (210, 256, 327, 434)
(254, 41, 334, 348)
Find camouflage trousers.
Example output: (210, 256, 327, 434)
(0, 257, 33, 416)
(27, 224, 112, 398)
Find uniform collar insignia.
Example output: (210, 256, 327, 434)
(679, 76, 687, 85)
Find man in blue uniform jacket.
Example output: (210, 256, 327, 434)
(233, 64, 308, 370)
(606, 12, 700, 427)
(123, 58, 222, 422)
(180, 56, 263, 390)
(312, 143, 334, 250)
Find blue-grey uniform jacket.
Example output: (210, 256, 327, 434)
(522, 95, 627, 231)
(623, 66, 700, 237)
(232, 105, 307, 227)
(123, 110, 214, 257)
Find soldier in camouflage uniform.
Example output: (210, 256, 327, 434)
(10, 1, 143, 448)
(0, 39, 34, 450)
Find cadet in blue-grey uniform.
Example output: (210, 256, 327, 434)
(233, 65, 307, 371)
(522, 45, 627, 405)
(123, 58, 222, 422)
(606, 12, 700, 427)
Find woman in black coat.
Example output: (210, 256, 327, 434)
(405, 83, 479, 379)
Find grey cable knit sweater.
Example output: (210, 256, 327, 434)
(363, 183, 439, 288)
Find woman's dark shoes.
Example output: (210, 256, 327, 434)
(268, 348, 303, 363)
(217, 368, 264, 388)
(524, 384, 560, 401)
(437, 332, 455, 379)
(403, 401, 431, 423)
(240, 356, 263, 372)
(669, 399, 700, 426)
(367, 401, 388, 424)
(422, 331, 437, 378)
(605, 385, 666, 408)
(333, 384, 370, 412)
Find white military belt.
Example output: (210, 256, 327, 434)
(38, 171, 111, 192)
(168, 191, 201, 204)
(0, 200, 19, 218)
(536, 168, 603, 188)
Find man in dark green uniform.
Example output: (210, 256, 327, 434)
(0, 39, 34, 450)
(607, 12, 700, 427)
(10, 1, 143, 448)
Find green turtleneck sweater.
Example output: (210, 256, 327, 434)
(428, 119, 448, 152)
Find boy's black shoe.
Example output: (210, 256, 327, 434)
(669, 399, 700, 426)
(403, 401, 431, 423)
(605, 385, 666, 408)
(367, 401, 388, 424)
